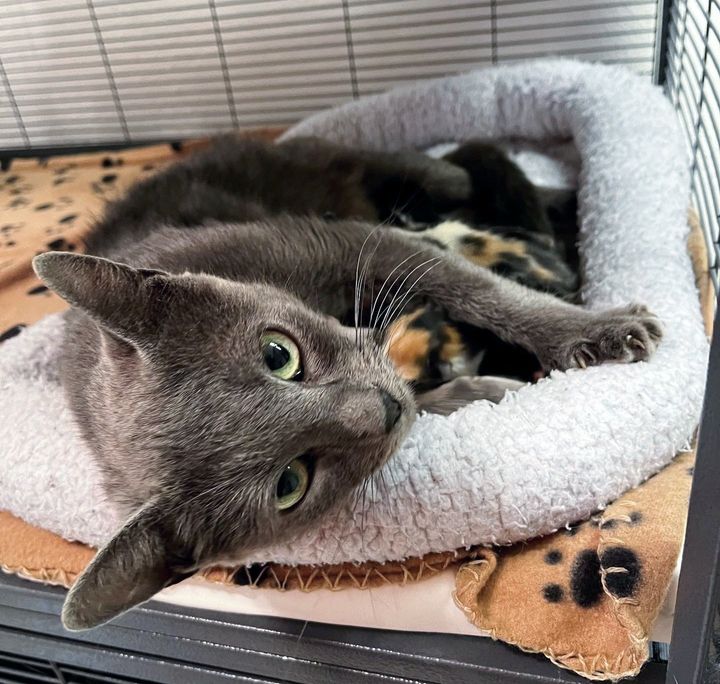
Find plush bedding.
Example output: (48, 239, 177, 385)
(0, 59, 712, 680)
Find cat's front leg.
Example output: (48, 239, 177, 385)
(354, 230, 662, 372)
(328, 221, 661, 372)
(422, 253, 663, 371)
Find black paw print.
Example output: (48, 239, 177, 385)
(0, 324, 26, 343)
(27, 284, 50, 296)
(101, 156, 124, 168)
(542, 512, 644, 608)
(542, 546, 642, 608)
(45, 237, 76, 251)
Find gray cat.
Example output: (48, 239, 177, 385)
(32, 136, 661, 630)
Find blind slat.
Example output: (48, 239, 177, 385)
(0, 0, 664, 150)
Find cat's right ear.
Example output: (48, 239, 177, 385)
(33, 251, 171, 347)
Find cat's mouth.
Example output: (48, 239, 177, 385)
(271, 385, 414, 518)
(291, 407, 412, 513)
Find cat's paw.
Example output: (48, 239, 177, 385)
(551, 304, 663, 371)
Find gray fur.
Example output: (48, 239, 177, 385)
(31, 138, 661, 630)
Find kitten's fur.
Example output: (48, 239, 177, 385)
(355, 140, 579, 388)
(33, 136, 662, 630)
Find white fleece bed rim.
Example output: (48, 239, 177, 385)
(0, 57, 709, 569)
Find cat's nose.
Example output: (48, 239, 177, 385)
(381, 390, 402, 432)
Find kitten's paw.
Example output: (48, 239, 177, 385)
(553, 304, 663, 371)
(415, 376, 525, 415)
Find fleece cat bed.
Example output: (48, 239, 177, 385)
(0, 60, 710, 571)
(0, 151, 709, 683)
(0, 203, 707, 680)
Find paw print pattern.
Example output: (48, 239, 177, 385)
(589, 510, 643, 530)
(27, 284, 50, 296)
(541, 512, 644, 609)
(50, 163, 77, 187)
(542, 546, 642, 608)
(2, 173, 33, 209)
(0, 324, 27, 343)
(600, 547, 642, 599)
(8, 196, 29, 209)
(101, 156, 124, 168)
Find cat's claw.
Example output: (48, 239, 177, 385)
(572, 346, 597, 369)
(627, 335, 645, 351)
(548, 304, 662, 371)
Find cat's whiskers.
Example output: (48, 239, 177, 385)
(380, 260, 443, 339)
(358, 216, 402, 351)
(358, 476, 371, 557)
(353, 228, 375, 347)
(373, 255, 439, 336)
(357, 229, 385, 350)
(356, 194, 421, 350)
(366, 250, 424, 339)
(375, 468, 389, 502)
(376, 257, 442, 337)
(353, 223, 384, 348)
(281, 248, 302, 291)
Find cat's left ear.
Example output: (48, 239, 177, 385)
(61, 501, 195, 631)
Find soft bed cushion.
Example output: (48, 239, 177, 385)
(0, 59, 709, 567)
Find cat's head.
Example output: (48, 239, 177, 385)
(33, 251, 415, 630)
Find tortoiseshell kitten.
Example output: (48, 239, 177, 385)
(32, 135, 660, 630)
(385, 141, 579, 390)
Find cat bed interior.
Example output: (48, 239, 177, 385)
(0, 59, 709, 568)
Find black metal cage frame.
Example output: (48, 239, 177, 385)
(1, 0, 719, 682)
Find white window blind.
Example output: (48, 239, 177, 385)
(1, 0, 660, 150)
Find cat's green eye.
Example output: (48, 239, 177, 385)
(276, 458, 310, 510)
(260, 331, 302, 381)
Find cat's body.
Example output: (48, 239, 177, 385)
(90, 136, 577, 388)
(33, 136, 662, 630)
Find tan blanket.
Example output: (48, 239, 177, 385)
(0, 137, 710, 681)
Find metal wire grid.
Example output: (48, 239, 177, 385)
(0, 0, 659, 150)
(665, 0, 720, 290)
